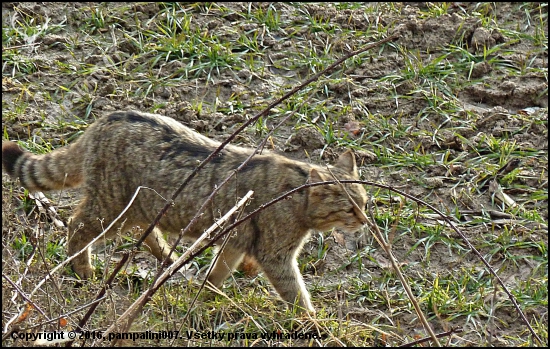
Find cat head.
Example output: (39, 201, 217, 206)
(307, 151, 368, 233)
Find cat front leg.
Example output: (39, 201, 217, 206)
(207, 244, 245, 287)
(259, 256, 315, 314)
(67, 199, 100, 279)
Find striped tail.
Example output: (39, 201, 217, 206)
(2, 141, 84, 192)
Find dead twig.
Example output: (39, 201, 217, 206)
(326, 167, 440, 346)
(1, 275, 49, 336)
(399, 327, 463, 347)
(94, 191, 254, 346)
(137, 179, 542, 346)
(338, 180, 542, 346)
(70, 33, 399, 339)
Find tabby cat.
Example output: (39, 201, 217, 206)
(2, 111, 368, 313)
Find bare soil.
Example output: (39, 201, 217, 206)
(2, 2, 547, 347)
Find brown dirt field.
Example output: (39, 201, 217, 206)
(2, 2, 547, 347)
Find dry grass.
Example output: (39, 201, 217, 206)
(2, 2, 547, 346)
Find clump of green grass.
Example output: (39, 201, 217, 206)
(1, 2, 547, 347)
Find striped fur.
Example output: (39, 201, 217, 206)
(2, 141, 84, 191)
(2, 110, 368, 313)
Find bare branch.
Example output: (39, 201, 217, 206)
(399, 327, 464, 347)
(73, 33, 400, 335)
(326, 167, 441, 346)
(142, 179, 541, 346)
(94, 191, 254, 346)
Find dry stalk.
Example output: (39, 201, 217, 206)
(174, 179, 542, 346)
(1, 275, 49, 338)
(335, 180, 543, 345)
(2, 186, 165, 338)
(173, 200, 250, 337)
(0, 35, 400, 344)
(326, 167, 441, 346)
(399, 328, 463, 347)
(94, 191, 254, 346)
(34, 186, 166, 297)
(362, 210, 443, 346)
(73, 35, 398, 338)
(160, 91, 317, 277)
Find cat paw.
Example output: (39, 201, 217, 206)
(73, 263, 94, 280)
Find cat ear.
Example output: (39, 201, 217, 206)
(336, 150, 358, 175)
(308, 168, 325, 183)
